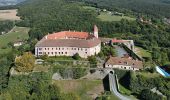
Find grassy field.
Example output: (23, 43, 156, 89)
(0, 26, 29, 54)
(0, 9, 20, 21)
(53, 80, 104, 100)
(97, 12, 135, 22)
(135, 46, 152, 58)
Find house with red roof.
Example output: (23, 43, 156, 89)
(35, 25, 101, 58)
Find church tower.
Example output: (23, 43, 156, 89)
(94, 25, 98, 38)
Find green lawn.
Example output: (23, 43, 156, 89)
(98, 12, 135, 22)
(135, 46, 152, 58)
(0, 26, 29, 54)
(53, 80, 104, 100)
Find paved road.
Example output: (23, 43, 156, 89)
(109, 73, 130, 100)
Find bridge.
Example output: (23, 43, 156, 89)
(108, 70, 130, 100)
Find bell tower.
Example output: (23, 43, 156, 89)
(94, 25, 98, 38)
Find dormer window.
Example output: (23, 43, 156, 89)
(124, 62, 128, 65)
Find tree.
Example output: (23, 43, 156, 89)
(15, 52, 35, 72)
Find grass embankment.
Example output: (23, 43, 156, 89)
(0, 26, 29, 54)
(53, 80, 104, 100)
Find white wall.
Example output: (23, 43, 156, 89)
(35, 44, 101, 58)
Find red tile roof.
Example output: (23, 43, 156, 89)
(36, 31, 101, 48)
(46, 31, 89, 39)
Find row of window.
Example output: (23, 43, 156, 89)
(39, 47, 88, 51)
(38, 51, 88, 55)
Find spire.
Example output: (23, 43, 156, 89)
(94, 25, 98, 33)
(94, 25, 98, 38)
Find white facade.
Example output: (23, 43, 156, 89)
(105, 64, 139, 71)
(35, 44, 101, 58)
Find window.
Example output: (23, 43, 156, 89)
(45, 48, 46, 50)
(62, 48, 64, 50)
(78, 48, 79, 50)
(52, 48, 53, 50)
(51, 52, 53, 54)
(48, 48, 49, 50)
(59, 48, 60, 50)
(39, 48, 42, 50)
(85, 52, 87, 54)
(55, 52, 57, 54)
(74, 48, 76, 50)
(65, 52, 67, 54)
(85, 49, 87, 51)
(39, 52, 42, 54)
(56, 48, 58, 50)
(62, 52, 63, 54)
(48, 52, 50, 54)
(59, 52, 60, 54)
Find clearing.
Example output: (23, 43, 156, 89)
(0, 26, 29, 54)
(83, 6, 135, 22)
(0, 9, 20, 20)
(98, 12, 135, 22)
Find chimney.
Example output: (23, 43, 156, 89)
(94, 25, 98, 38)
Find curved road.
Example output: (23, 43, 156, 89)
(109, 73, 130, 100)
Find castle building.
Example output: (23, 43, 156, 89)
(35, 25, 101, 58)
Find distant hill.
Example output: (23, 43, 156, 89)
(73, 0, 170, 17)
(0, 0, 26, 6)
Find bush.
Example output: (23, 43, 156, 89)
(72, 53, 81, 60)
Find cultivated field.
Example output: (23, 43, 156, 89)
(0, 9, 20, 20)
(0, 26, 29, 54)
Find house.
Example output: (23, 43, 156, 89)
(35, 25, 101, 58)
(105, 56, 143, 71)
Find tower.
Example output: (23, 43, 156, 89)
(94, 25, 98, 38)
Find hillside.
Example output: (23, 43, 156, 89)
(73, 0, 170, 18)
